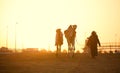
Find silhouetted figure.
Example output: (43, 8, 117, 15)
(55, 28, 63, 56)
(64, 25, 77, 57)
(83, 37, 90, 54)
(87, 31, 101, 58)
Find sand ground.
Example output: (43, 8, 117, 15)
(0, 53, 120, 73)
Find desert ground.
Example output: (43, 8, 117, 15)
(0, 53, 120, 73)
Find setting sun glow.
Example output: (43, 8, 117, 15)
(0, 0, 120, 52)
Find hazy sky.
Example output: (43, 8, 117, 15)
(0, 0, 120, 51)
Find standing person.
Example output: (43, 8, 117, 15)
(55, 28, 63, 56)
(64, 25, 73, 50)
(83, 37, 90, 54)
(87, 31, 101, 58)
(71, 25, 77, 50)
(64, 25, 77, 57)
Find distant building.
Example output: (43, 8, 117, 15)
(0, 47, 12, 53)
(22, 48, 39, 53)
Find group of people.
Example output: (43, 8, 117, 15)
(55, 25, 77, 56)
(55, 25, 101, 58)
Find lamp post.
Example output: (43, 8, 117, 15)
(6, 25, 8, 49)
(15, 22, 18, 52)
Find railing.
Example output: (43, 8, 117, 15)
(98, 43, 120, 53)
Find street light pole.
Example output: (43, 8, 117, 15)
(6, 25, 8, 49)
(15, 22, 18, 52)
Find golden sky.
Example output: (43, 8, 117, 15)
(0, 0, 120, 51)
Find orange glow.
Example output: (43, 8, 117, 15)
(0, 0, 120, 52)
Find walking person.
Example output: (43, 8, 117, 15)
(87, 31, 101, 58)
(64, 25, 77, 57)
(55, 28, 63, 56)
(70, 25, 77, 51)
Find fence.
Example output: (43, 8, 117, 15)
(98, 42, 120, 53)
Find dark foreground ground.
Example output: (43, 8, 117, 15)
(0, 53, 120, 73)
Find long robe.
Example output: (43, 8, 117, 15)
(55, 30, 63, 46)
(88, 34, 101, 57)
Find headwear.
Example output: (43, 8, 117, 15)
(56, 28, 61, 32)
(73, 25, 77, 29)
(91, 31, 96, 35)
